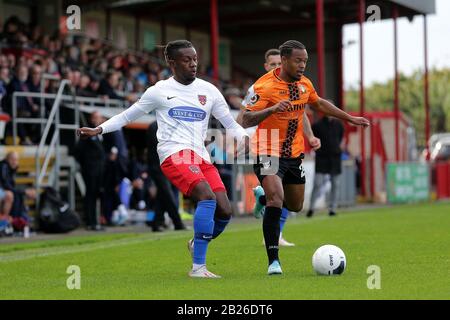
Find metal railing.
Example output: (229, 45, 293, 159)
(12, 93, 125, 144)
(35, 79, 72, 210)
(40, 73, 61, 135)
(11, 81, 128, 212)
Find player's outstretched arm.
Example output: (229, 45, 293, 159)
(310, 98, 370, 127)
(242, 100, 291, 128)
(76, 104, 146, 139)
(77, 87, 157, 139)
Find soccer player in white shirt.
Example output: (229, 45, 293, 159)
(77, 40, 248, 278)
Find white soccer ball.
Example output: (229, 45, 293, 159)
(312, 244, 346, 275)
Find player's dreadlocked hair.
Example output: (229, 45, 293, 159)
(264, 48, 280, 62)
(164, 40, 193, 63)
(279, 40, 306, 57)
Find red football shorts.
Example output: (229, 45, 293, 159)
(160, 149, 226, 196)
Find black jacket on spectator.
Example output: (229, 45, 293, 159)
(0, 80, 7, 105)
(312, 116, 344, 175)
(75, 135, 106, 228)
(0, 159, 26, 216)
(98, 79, 123, 101)
(76, 87, 98, 98)
(6, 77, 34, 115)
(146, 121, 160, 170)
(0, 159, 20, 194)
(26, 78, 42, 107)
(145, 121, 185, 230)
(103, 130, 129, 176)
(74, 135, 106, 173)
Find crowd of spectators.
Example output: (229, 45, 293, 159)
(0, 16, 251, 143)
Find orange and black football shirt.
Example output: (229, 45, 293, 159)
(245, 67, 319, 158)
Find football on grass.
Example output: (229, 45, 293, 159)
(312, 244, 346, 275)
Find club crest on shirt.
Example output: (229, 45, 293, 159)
(189, 165, 200, 174)
(298, 84, 306, 94)
(198, 95, 207, 105)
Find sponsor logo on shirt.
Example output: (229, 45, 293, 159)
(168, 106, 207, 122)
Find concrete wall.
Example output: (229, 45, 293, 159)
(81, 10, 107, 40)
(111, 13, 136, 49)
(140, 20, 161, 51)
(37, 0, 62, 35)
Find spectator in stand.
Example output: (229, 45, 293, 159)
(146, 121, 186, 231)
(26, 64, 42, 93)
(123, 65, 138, 94)
(307, 116, 345, 218)
(99, 70, 136, 103)
(224, 87, 243, 111)
(6, 64, 36, 144)
(0, 67, 10, 109)
(6, 54, 16, 70)
(98, 71, 123, 101)
(0, 55, 9, 68)
(0, 16, 23, 46)
(25, 64, 43, 142)
(75, 111, 106, 231)
(0, 183, 15, 235)
(101, 146, 123, 225)
(102, 125, 129, 176)
(0, 152, 36, 231)
(87, 73, 101, 97)
(76, 74, 93, 97)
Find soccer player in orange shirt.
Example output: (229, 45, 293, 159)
(242, 40, 369, 275)
(243, 48, 321, 247)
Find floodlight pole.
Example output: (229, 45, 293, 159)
(316, 0, 326, 97)
(393, 5, 400, 161)
(338, 25, 344, 110)
(359, 0, 367, 198)
(424, 14, 430, 160)
(210, 0, 219, 81)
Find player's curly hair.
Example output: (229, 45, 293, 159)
(164, 40, 193, 63)
(279, 40, 306, 57)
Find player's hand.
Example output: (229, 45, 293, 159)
(349, 116, 370, 128)
(271, 100, 292, 113)
(76, 127, 102, 139)
(309, 136, 321, 151)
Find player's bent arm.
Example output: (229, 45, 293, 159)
(241, 108, 275, 128)
(242, 100, 291, 128)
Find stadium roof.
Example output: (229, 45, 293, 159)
(67, 0, 436, 36)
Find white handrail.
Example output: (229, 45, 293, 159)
(35, 80, 71, 211)
(12, 91, 126, 143)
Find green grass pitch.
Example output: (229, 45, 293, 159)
(0, 202, 449, 300)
